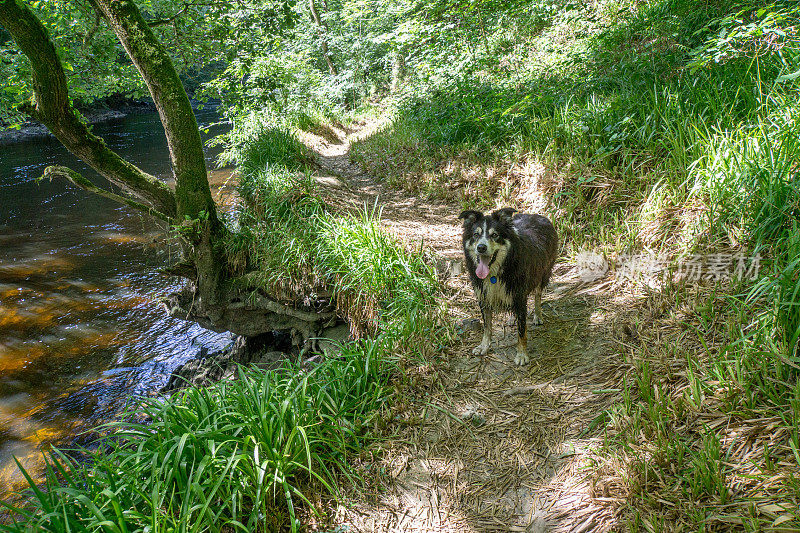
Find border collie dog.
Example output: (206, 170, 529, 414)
(459, 208, 558, 365)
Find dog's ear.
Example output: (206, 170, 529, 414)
(458, 210, 483, 227)
(491, 207, 517, 225)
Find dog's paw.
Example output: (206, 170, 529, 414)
(514, 350, 530, 366)
(472, 343, 489, 356)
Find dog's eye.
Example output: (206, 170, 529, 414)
(473, 231, 480, 238)
(490, 233, 500, 241)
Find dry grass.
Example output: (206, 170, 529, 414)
(588, 282, 800, 530)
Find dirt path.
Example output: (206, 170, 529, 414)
(298, 123, 627, 532)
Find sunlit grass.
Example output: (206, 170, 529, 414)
(1, 342, 392, 532)
(221, 117, 443, 338)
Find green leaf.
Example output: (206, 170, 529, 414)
(777, 70, 800, 83)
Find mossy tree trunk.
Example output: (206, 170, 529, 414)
(0, 0, 334, 341)
(89, 0, 219, 228)
(89, 0, 225, 323)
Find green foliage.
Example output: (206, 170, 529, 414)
(203, 50, 326, 120)
(219, 111, 314, 173)
(0, 0, 296, 127)
(199, 0, 558, 130)
(688, 2, 800, 70)
(1, 1, 137, 124)
(218, 112, 442, 339)
(1, 342, 391, 532)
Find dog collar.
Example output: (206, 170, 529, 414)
(490, 276, 497, 284)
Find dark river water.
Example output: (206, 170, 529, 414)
(0, 108, 233, 493)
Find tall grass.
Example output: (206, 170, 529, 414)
(352, 0, 800, 255)
(217, 110, 314, 174)
(224, 116, 443, 338)
(2, 342, 391, 532)
(315, 209, 441, 340)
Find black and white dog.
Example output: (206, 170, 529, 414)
(459, 208, 558, 365)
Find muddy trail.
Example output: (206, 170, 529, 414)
(296, 122, 629, 532)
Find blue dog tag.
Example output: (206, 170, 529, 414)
(490, 276, 497, 284)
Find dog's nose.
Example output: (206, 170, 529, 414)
(477, 243, 487, 254)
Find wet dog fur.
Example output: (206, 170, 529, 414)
(459, 208, 558, 365)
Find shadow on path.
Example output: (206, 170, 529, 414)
(298, 122, 629, 532)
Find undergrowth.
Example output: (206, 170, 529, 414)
(223, 114, 442, 339)
(351, 0, 800, 529)
(352, 0, 800, 255)
(2, 113, 446, 531)
(2, 343, 392, 532)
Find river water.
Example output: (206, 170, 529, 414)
(0, 108, 233, 493)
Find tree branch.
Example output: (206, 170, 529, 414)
(0, 0, 177, 218)
(146, 2, 191, 27)
(41, 166, 170, 223)
(90, 0, 220, 228)
(308, 0, 337, 76)
(83, 8, 102, 46)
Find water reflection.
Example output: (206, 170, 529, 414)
(0, 108, 233, 495)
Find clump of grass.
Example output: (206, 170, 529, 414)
(316, 208, 441, 339)
(228, 168, 329, 300)
(596, 262, 800, 529)
(223, 118, 443, 338)
(218, 110, 314, 174)
(1, 342, 392, 532)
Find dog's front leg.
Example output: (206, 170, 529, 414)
(472, 304, 492, 356)
(513, 297, 529, 365)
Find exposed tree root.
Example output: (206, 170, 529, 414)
(163, 284, 337, 346)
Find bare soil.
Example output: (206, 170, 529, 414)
(297, 122, 629, 532)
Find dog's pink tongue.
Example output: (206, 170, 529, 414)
(476, 256, 490, 279)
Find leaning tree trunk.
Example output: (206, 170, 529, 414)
(88, 0, 226, 324)
(0, 0, 337, 345)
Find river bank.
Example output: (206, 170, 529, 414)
(0, 106, 231, 497)
(160, 322, 351, 392)
(0, 101, 155, 145)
